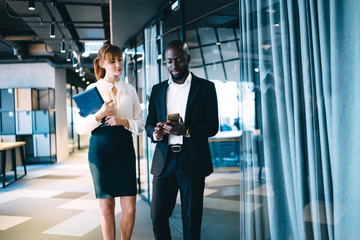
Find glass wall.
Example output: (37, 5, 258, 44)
(122, 1, 243, 238)
(66, 84, 76, 154)
(238, 0, 360, 239)
(123, 39, 151, 201)
(162, 1, 242, 238)
(184, 2, 243, 172)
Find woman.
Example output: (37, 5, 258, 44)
(74, 44, 144, 240)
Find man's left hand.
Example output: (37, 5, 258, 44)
(164, 116, 186, 136)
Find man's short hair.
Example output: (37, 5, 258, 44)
(166, 40, 189, 55)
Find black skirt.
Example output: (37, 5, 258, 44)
(88, 125, 136, 198)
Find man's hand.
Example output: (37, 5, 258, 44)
(164, 116, 186, 136)
(154, 122, 166, 140)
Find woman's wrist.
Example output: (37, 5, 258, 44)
(95, 113, 103, 122)
(123, 118, 130, 129)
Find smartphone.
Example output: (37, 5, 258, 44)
(166, 113, 180, 122)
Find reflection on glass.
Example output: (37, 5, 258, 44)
(221, 41, 239, 61)
(218, 28, 236, 42)
(188, 47, 203, 67)
(202, 45, 221, 64)
(224, 60, 240, 81)
(189, 67, 206, 79)
(198, 28, 217, 45)
(186, 29, 199, 47)
(206, 63, 225, 80)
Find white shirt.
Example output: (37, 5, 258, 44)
(166, 73, 191, 145)
(74, 79, 144, 135)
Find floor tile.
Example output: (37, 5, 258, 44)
(0, 215, 32, 230)
(42, 210, 100, 237)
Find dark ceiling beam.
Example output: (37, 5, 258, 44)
(5, 2, 43, 24)
(0, 55, 93, 68)
(121, 0, 174, 48)
(36, 38, 107, 41)
(72, 26, 106, 29)
(50, 0, 84, 52)
(40, 0, 73, 53)
(5, 0, 104, 7)
(49, 1, 105, 6)
(20, 20, 109, 25)
(101, 3, 110, 41)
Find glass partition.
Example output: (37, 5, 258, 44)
(160, 1, 241, 239)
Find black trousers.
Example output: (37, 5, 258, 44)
(151, 147, 205, 240)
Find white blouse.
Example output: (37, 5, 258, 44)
(74, 79, 144, 135)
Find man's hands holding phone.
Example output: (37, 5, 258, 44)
(154, 113, 186, 140)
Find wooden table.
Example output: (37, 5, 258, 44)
(0, 141, 27, 188)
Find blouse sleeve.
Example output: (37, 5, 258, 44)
(126, 87, 145, 135)
(74, 112, 102, 135)
(73, 84, 102, 135)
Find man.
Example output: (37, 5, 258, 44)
(145, 40, 219, 240)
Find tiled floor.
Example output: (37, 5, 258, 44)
(0, 149, 240, 240)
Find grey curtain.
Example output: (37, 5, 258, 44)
(239, 0, 360, 239)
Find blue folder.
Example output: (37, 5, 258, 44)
(73, 87, 104, 117)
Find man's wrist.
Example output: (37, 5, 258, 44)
(153, 132, 163, 141)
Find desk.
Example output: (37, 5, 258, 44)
(209, 131, 242, 168)
(209, 131, 243, 141)
(208, 130, 262, 169)
(0, 142, 27, 188)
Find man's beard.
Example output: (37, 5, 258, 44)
(170, 67, 188, 81)
(171, 72, 183, 81)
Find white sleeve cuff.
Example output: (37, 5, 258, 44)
(153, 132, 162, 141)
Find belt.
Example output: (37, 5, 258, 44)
(169, 144, 182, 153)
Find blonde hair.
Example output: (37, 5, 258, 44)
(93, 44, 122, 80)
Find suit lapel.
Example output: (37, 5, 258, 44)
(185, 74, 200, 123)
(160, 81, 169, 122)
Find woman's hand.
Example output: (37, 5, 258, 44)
(95, 100, 114, 122)
(105, 115, 130, 128)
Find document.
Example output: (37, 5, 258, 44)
(73, 86, 104, 117)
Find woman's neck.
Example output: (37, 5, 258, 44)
(103, 75, 120, 85)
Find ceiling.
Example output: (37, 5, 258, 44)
(0, 0, 239, 85)
(0, 0, 169, 84)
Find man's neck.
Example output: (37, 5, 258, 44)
(173, 71, 190, 85)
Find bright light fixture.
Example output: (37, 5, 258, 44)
(50, 22, 55, 38)
(66, 51, 71, 61)
(28, 0, 35, 10)
(60, 39, 65, 53)
(171, 0, 180, 11)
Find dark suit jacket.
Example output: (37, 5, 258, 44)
(145, 73, 219, 177)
